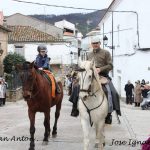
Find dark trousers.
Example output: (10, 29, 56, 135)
(0, 98, 3, 106)
(71, 101, 79, 117)
(126, 94, 133, 104)
(135, 102, 140, 107)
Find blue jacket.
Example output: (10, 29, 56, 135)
(35, 54, 49, 69)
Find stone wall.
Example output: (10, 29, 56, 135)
(6, 87, 23, 102)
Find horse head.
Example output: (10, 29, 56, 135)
(16, 61, 37, 100)
(76, 59, 99, 100)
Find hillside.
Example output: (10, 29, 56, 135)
(30, 10, 106, 36)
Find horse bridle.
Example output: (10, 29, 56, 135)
(21, 69, 39, 99)
(78, 67, 105, 126)
(79, 68, 99, 97)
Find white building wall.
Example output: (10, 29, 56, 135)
(114, 51, 150, 97)
(8, 43, 77, 65)
(98, 0, 150, 97)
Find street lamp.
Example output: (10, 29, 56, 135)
(103, 35, 115, 49)
(103, 35, 114, 77)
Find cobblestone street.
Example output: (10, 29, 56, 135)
(0, 93, 149, 150)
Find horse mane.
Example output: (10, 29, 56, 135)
(23, 61, 31, 70)
(22, 61, 38, 70)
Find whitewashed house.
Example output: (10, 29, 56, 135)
(55, 20, 83, 65)
(7, 25, 74, 76)
(98, 0, 150, 97)
(5, 13, 84, 76)
(6, 14, 83, 71)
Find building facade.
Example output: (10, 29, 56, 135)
(98, 0, 150, 97)
(0, 12, 11, 76)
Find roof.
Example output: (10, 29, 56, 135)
(99, 0, 122, 25)
(0, 25, 11, 32)
(5, 13, 63, 38)
(7, 25, 64, 43)
(6, 13, 62, 30)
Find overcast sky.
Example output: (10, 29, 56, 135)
(0, 0, 113, 16)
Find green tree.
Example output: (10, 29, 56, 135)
(3, 53, 26, 74)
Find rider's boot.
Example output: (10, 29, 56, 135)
(105, 113, 112, 124)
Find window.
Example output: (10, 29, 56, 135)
(15, 45, 24, 56)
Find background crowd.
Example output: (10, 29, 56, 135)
(0, 77, 7, 106)
(124, 79, 150, 109)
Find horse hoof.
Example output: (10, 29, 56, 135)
(42, 141, 48, 145)
(95, 143, 99, 148)
(29, 147, 35, 150)
(52, 134, 57, 138)
(103, 142, 105, 147)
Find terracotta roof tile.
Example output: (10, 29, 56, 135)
(7, 25, 63, 43)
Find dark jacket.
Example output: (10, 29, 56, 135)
(87, 48, 113, 77)
(109, 81, 121, 116)
(69, 83, 80, 104)
(124, 84, 134, 95)
(35, 54, 49, 69)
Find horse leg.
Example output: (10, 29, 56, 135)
(43, 111, 50, 145)
(81, 118, 90, 150)
(95, 121, 105, 150)
(28, 110, 36, 150)
(52, 101, 62, 137)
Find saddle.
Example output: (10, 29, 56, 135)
(99, 76, 109, 85)
(43, 70, 56, 98)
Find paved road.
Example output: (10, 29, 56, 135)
(0, 93, 149, 150)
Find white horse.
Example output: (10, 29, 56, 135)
(77, 60, 108, 150)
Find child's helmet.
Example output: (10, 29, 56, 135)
(37, 45, 47, 52)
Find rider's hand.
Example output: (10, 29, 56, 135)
(38, 67, 43, 70)
(96, 68, 101, 73)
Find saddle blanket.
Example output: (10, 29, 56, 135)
(43, 70, 56, 98)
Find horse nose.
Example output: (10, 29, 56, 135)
(22, 91, 31, 99)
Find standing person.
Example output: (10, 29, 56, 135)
(87, 37, 121, 124)
(69, 78, 80, 117)
(35, 45, 60, 94)
(141, 79, 149, 98)
(134, 80, 142, 107)
(0, 78, 5, 106)
(124, 80, 134, 104)
(65, 75, 72, 95)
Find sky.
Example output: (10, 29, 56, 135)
(0, 0, 113, 16)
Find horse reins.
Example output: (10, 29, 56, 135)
(79, 68, 105, 126)
(80, 68, 100, 97)
(81, 93, 105, 127)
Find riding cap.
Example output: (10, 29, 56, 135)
(37, 45, 47, 52)
(91, 37, 100, 43)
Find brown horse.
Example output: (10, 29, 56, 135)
(17, 62, 63, 150)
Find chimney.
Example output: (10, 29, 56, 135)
(0, 11, 4, 25)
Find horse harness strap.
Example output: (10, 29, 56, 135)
(81, 93, 105, 127)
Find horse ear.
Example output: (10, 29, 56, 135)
(30, 61, 35, 68)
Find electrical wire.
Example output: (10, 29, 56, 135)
(12, 0, 104, 11)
